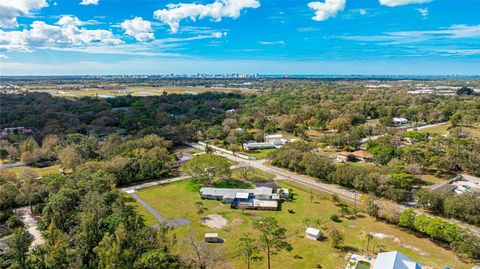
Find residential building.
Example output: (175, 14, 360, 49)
(264, 134, 289, 146)
(243, 141, 276, 151)
(335, 150, 373, 163)
(428, 182, 457, 195)
(451, 174, 480, 195)
(199, 187, 279, 210)
(372, 251, 422, 269)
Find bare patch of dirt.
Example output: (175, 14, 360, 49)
(201, 214, 228, 229)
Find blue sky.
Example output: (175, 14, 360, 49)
(0, 0, 479, 75)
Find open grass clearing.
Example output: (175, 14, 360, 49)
(417, 122, 480, 138)
(7, 165, 61, 177)
(241, 148, 276, 159)
(31, 86, 256, 98)
(231, 167, 276, 182)
(133, 180, 475, 269)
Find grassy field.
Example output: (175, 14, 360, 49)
(417, 122, 480, 138)
(231, 167, 276, 182)
(418, 174, 447, 185)
(7, 165, 61, 177)
(133, 180, 475, 269)
(30, 85, 256, 98)
(241, 148, 277, 159)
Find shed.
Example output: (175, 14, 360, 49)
(205, 233, 221, 243)
(306, 227, 322, 240)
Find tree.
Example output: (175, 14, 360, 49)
(237, 233, 260, 269)
(194, 201, 207, 216)
(7, 227, 33, 269)
(181, 154, 231, 186)
(339, 205, 350, 217)
(253, 216, 292, 269)
(237, 165, 255, 181)
(328, 228, 344, 249)
(365, 196, 379, 219)
(134, 250, 182, 269)
(399, 209, 417, 231)
(58, 145, 83, 172)
(365, 233, 373, 251)
(187, 236, 221, 269)
(18, 170, 45, 212)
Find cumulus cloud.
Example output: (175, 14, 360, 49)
(379, 0, 430, 7)
(0, 0, 49, 28)
(416, 8, 428, 17)
(307, 0, 346, 21)
(0, 16, 121, 52)
(359, 9, 367, 15)
(153, 0, 260, 33)
(121, 17, 154, 42)
(80, 0, 99, 5)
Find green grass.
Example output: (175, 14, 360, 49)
(231, 167, 276, 182)
(242, 148, 277, 159)
(8, 165, 61, 177)
(417, 122, 480, 138)
(31, 85, 255, 98)
(418, 174, 447, 185)
(133, 180, 475, 269)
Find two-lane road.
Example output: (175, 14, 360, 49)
(186, 142, 358, 203)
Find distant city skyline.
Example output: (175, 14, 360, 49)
(0, 0, 479, 75)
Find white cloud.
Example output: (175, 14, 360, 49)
(359, 9, 366, 15)
(307, 0, 346, 21)
(340, 24, 480, 44)
(259, 40, 286, 45)
(438, 49, 480, 56)
(153, 0, 260, 33)
(121, 17, 154, 42)
(0, 54, 9, 59)
(56, 15, 100, 27)
(80, 0, 99, 6)
(0, 0, 49, 28)
(379, 0, 430, 7)
(0, 16, 122, 52)
(416, 8, 428, 17)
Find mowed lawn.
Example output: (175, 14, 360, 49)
(7, 165, 61, 177)
(418, 122, 480, 138)
(231, 168, 275, 182)
(241, 148, 277, 159)
(133, 181, 475, 269)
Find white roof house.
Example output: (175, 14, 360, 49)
(373, 251, 422, 269)
(392, 118, 408, 125)
(235, 192, 250, 199)
(243, 142, 275, 151)
(305, 227, 322, 240)
(265, 134, 289, 146)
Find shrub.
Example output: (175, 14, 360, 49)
(330, 214, 340, 222)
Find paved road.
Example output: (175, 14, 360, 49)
(0, 162, 26, 169)
(187, 142, 358, 203)
(120, 176, 189, 193)
(186, 142, 480, 235)
(120, 177, 192, 229)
